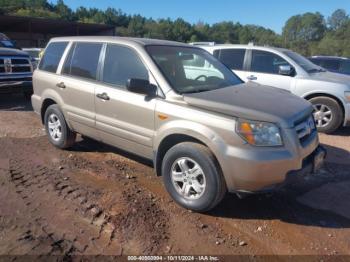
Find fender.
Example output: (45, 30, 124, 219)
(301, 90, 348, 126)
(40, 88, 74, 129)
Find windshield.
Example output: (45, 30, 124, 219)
(146, 45, 243, 94)
(0, 40, 15, 48)
(283, 50, 326, 73)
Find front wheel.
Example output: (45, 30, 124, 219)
(162, 142, 227, 212)
(309, 96, 343, 134)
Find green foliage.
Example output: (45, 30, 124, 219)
(282, 12, 327, 55)
(0, 0, 350, 57)
(328, 9, 348, 30)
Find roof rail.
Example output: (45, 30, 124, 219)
(189, 42, 216, 46)
(248, 42, 254, 46)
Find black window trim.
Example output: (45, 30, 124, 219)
(247, 49, 295, 77)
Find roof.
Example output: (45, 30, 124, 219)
(310, 55, 349, 60)
(50, 36, 191, 47)
(199, 43, 290, 53)
(0, 15, 115, 35)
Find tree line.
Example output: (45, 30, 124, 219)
(1, 0, 350, 57)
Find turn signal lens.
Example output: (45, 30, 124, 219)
(345, 91, 350, 102)
(239, 122, 255, 145)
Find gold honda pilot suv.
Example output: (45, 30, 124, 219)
(32, 37, 325, 212)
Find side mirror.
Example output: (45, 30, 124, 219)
(279, 65, 293, 76)
(126, 78, 157, 96)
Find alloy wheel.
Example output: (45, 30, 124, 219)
(170, 157, 206, 200)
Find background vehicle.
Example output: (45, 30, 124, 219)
(32, 37, 324, 212)
(309, 56, 350, 75)
(199, 43, 350, 133)
(23, 47, 43, 61)
(0, 33, 17, 49)
(0, 47, 34, 98)
(22, 47, 43, 70)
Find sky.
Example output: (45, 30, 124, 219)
(57, 0, 350, 33)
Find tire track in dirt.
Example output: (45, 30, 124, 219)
(0, 137, 170, 255)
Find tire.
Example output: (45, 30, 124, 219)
(44, 104, 76, 149)
(309, 96, 343, 134)
(162, 142, 227, 212)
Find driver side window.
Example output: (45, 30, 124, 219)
(251, 50, 290, 75)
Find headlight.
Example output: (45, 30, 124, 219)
(345, 91, 350, 102)
(236, 119, 283, 146)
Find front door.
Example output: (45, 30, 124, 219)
(246, 50, 295, 92)
(95, 44, 156, 159)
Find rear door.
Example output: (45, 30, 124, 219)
(58, 42, 103, 139)
(246, 50, 295, 92)
(214, 48, 248, 80)
(95, 44, 156, 159)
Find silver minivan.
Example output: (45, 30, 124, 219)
(199, 43, 350, 133)
(32, 37, 325, 212)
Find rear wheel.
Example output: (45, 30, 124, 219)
(162, 142, 226, 212)
(309, 96, 343, 134)
(44, 104, 76, 149)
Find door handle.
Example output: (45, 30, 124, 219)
(247, 75, 257, 81)
(56, 82, 66, 88)
(96, 92, 110, 101)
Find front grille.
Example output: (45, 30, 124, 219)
(0, 56, 32, 75)
(12, 66, 31, 73)
(11, 59, 28, 65)
(295, 115, 316, 144)
(0, 77, 32, 82)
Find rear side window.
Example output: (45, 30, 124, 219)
(63, 42, 103, 80)
(251, 50, 289, 74)
(219, 49, 246, 70)
(309, 58, 321, 66)
(39, 42, 68, 73)
(102, 44, 148, 88)
(340, 60, 350, 74)
(321, 59, 340, 71)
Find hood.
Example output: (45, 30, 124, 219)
(0, 47, 29, 57)
(183, 82, 313, 128)
(308, 71, 350, 85)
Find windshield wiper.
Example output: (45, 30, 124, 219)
(182, 87, 212, 94)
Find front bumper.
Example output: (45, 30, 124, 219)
(344, 102, 350, 126)
(0, 73, 33, 94)
(219, 129, 323, 193)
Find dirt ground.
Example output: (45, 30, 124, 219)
(0, 95, 350, 258)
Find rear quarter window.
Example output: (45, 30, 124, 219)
(39, 42, 68, 73)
